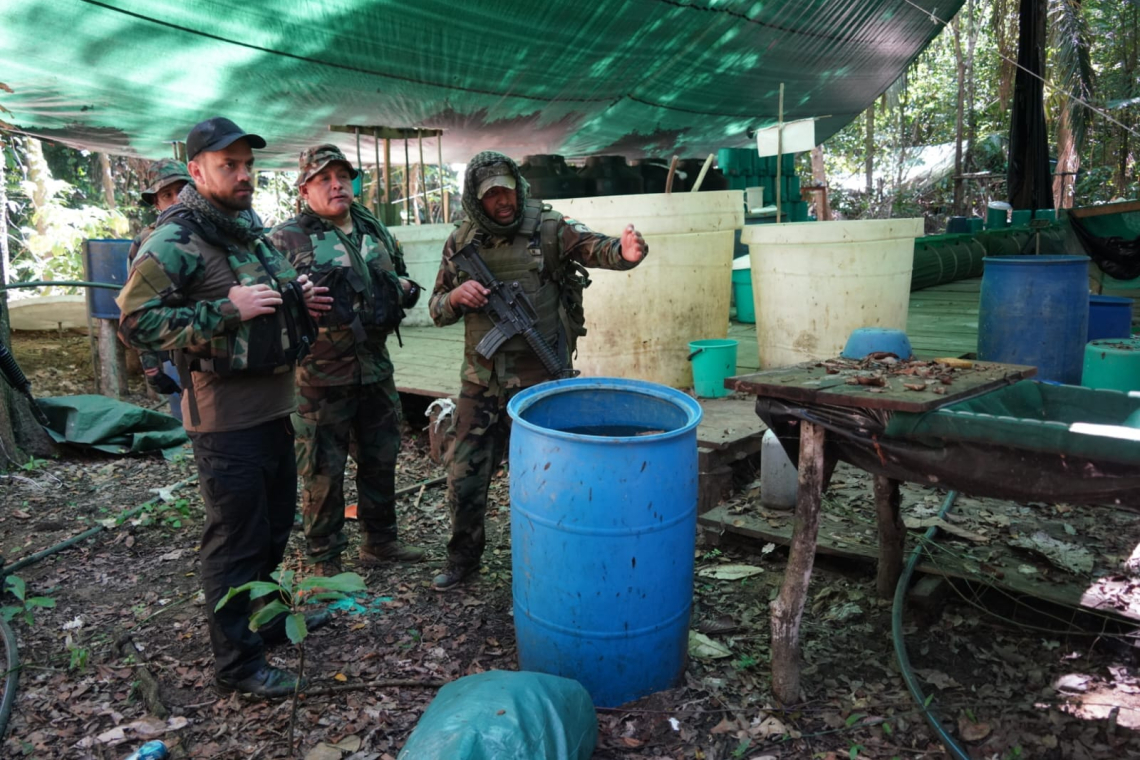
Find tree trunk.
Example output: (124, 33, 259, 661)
(952, 15, 966, 215)
(964, 0, 979, 213)
(0, 133, 55, 470)
(864, 106, 875, 195)
(1053, 105, 1076, 209)
(98, 153, 116, 209)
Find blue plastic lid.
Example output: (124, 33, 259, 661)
(1090, 295, 1134, 306)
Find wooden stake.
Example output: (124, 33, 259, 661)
(769, 419, 825, 703)
(776, 82, 784, 224)
(373, 133, 381, 219)
(384, 138, 392, 225)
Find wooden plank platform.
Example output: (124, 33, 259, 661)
(391, 279, 982, 399)
(699, 467, 1140, 626)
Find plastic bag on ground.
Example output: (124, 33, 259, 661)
(397, 670, 596, 760)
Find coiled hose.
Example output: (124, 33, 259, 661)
(891, 489, 970, 760)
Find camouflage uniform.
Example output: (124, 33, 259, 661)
(116, 172, 309, 685)
(428, 152, 642, 574)
(128, 159, 193, 386)
(267, 145, 421, 566)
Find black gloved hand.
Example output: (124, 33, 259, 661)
(148, 372, 181, 396)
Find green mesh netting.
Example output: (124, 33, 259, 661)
(1, 0, 961, 167)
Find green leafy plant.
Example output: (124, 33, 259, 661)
(732, 653, 758, 671)
(731, 738, 751, 758)
(216, 567, 365, 752)
(1, 575, 56, 626)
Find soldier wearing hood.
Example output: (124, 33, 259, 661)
(427, 151, 648, 590)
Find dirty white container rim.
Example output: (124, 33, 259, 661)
(557, 191, 743, 236)
(742, 218, 923, 246)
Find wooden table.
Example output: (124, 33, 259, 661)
(725, 359, 1036, 702)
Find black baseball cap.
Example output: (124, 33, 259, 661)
(185, 117, 267, 161)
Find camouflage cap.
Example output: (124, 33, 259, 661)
(140, 159, 192, 206)
(296, 144, 359, 187)
(473, 162, 517, 199)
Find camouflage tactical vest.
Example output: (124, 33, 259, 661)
(454, 200, 564, 380)
(293, 210, 403, 338)
(163, 211, 313, 376)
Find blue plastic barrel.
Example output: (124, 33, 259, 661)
(978, 255, 1090, 383)
(83, 239, 132, 319)
(1088, 295, 1134, 341)
(507, 378, 702, 708)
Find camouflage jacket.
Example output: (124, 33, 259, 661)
(428, 208, 638, 388)
(268, 203, 410, 387)
(115, 213, 300, 366)
(126, 222, 164, 375)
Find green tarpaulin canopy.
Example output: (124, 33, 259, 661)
(0, 0, 961, 166)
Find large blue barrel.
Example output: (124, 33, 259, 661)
(83, 239, 132, 319)
(978, 255, 1090, 383)
(507, 378, 702, 708)
(1088, 295, 1134, 341)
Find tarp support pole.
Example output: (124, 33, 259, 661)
(373, 134, 381, 220)
(438, 135, 448, 223)
(418, 133, 426, 225)
(776, 82, 784, 225)
(404, 139, 411, 224)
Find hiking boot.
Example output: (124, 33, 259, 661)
(432, 562, 477, 591)
(215, 665, 306, 699)
(310, 557, 343, 577)
(261, 609, 334, 647)
(359, 542, 426, 565)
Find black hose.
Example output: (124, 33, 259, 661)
(0, 280, 122, 291)
(1, 475, 197, 577)
(892, 490, 970, 760)
(0, 613, 18, 742)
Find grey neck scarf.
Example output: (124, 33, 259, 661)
(177, 184, 263, 245)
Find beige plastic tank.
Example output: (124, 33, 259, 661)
(743, 218, 923, 368)
(555, 191, 744, 387)
(390, 223, 454, 326)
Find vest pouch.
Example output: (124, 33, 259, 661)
(362, 262, 404, 331)
(242, 311, 291, 373)
(315, 267, 367, 329)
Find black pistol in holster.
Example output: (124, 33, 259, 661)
(452, 238, 579, 380)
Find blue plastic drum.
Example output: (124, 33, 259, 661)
(507, 378, 702, 708)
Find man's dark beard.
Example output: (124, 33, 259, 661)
(208, 185, 254, 213)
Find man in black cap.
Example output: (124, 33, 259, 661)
(117, 117, 333, 699)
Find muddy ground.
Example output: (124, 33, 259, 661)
(1, 330, 1139, 759)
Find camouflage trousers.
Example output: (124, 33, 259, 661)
(293, 377, 403, 563)
(445, 378, 525, 567)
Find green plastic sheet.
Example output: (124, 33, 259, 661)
(0, 0, 961, 165)
(37, 395, 189, 460)
(397, 670, 597, 760)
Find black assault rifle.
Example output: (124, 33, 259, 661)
(452, 238, 579, 380)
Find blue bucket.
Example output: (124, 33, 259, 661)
(83, 239, 131, 319)
(507, 378, 702, 707)
(978, 255, 1089, 383)
(1088, 295, 1133, 342)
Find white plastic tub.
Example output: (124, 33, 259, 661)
(555, 191, 744, 387)
(391, 223, 453, 326)
(743, 218, 922, 368)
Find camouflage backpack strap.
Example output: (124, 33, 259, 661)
(539, 208, 591, 358)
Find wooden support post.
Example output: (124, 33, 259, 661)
(874, 475, 906, 598)
(769, 419, 825, 704)
(403, 139, 411, 224)
(96, 319, 127, 399)
(776, 83, 784, 224)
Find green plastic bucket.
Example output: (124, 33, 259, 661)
(731, 268, 755, 323)
(687, 339, 738, 398)
(1082, 338, 1140, 393)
